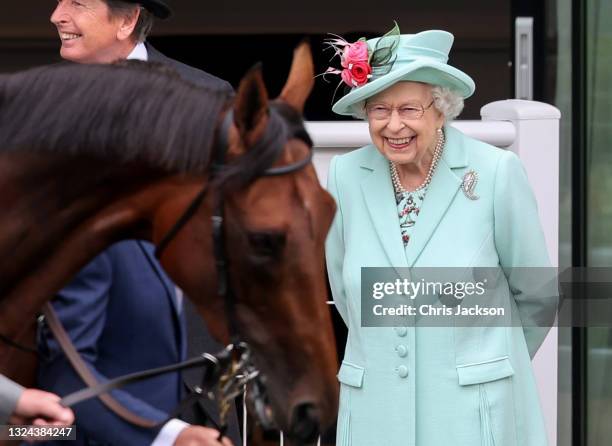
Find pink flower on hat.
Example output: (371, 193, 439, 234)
(322, 23, 399, 93)
(341, 40, 369, 68)
(323, 37, 373, 88)
(342, 60, 372, 87)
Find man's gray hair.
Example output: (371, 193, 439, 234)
(105, 0, 155, 43)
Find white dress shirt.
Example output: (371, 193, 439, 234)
(127, 42, 149, 61)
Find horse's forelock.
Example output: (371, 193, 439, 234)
(214, 105, 297, 193)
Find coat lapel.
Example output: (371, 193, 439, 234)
(137, 241, 182, 316)
(360, 147, 409, 268)
(404, 125, 468, 266)
(144, 43, 168, 64)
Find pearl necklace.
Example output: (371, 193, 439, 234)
(389, 129, 445, 194)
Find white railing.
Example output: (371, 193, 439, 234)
(243, 100, 560, 446)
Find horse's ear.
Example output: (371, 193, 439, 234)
(233, 63, 269, 149)
(278, 41, 314, 113)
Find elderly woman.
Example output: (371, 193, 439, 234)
(325, 27, 554, 446)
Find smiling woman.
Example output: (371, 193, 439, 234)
(364, 81, 444, 189)
(324, 24, 556, 446)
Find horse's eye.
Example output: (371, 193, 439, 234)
(247, 231, 286, 258)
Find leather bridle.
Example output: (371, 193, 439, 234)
(155, 107, 312, 344)
(1, 105, 314, 436)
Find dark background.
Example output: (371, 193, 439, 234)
(1, 0, 513, 120)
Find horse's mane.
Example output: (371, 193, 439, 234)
(0, 61, 233, 173)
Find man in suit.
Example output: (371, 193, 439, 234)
(38, 1, 239, 445)
(0, 374, 74, 426)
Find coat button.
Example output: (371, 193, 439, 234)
(397, 365, 409, 378)
(396, 345, 408, 358)
(395, 327, 407, 337)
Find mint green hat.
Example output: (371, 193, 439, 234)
(332, 29, 476, 117)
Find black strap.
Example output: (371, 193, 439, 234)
(264, 149, 313, 176)
(211, 197, 241, 346)
(60, 358, 225, 435)
(154, 183, 210, 258)
(0, 331, 38, 355)
(61, 352, 224, 408)
(154, 110, 234, 260)
(59, 349, 231, 439)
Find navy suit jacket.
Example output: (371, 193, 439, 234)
(146, 43, 233, 93)
(37, 45, 239, 446)
(38, 241, 185, 445)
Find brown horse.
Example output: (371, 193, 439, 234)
(0, 44, 338, 444)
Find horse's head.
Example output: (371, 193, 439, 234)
(156, 43, 338, 444)
(0, 45, 334, 442)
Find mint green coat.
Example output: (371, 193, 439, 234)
(325, 125, 554, 446)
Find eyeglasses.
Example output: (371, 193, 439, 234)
(365, 100, 435, 121)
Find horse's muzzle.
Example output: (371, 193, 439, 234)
(288, 402, 321, 445)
